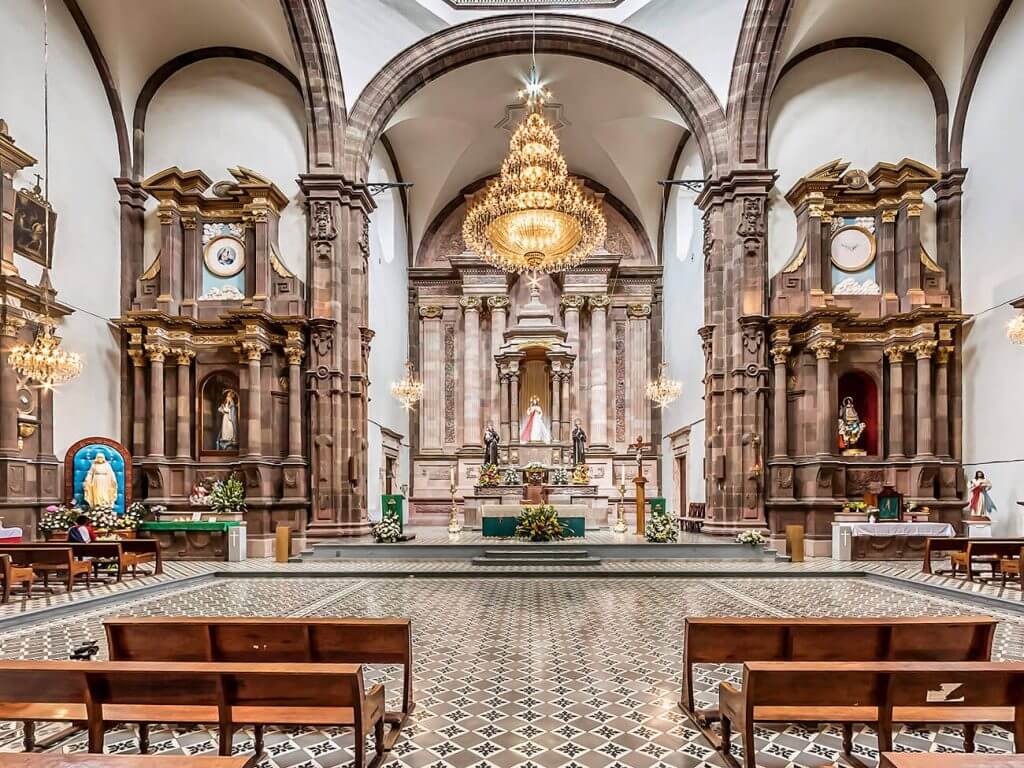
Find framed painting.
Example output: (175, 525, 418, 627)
(13, 188, 56, 268)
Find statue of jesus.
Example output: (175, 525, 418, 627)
(519, 396, 552, 444)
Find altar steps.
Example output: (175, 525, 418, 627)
(472, 548, 602, 566)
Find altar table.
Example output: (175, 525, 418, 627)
(138, 520, 244, 561)
(481, 504, 586, 538)
(832, 521, 955, 561)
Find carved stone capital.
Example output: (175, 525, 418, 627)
(0, 317, 26, 337)
(626, 303, 652, 319)
(286, 347, 306, 366)
(419, 305, 443, 319)
(935, 345, 952, 365)
(145, 343, 170, 363)
(885, 345, 907, 363)
(770, 345, 791, 365)
(180, 217, 197, 231)
(487, 295, 510, 311)
(588, 294, 611, 311)
(809, 339, 836, 360)
(911, 339, 938, 359)
(560, 294, 586, 312)
(173, 349, 196, 365)
(459, 296, 482, 312)
(128, 348, 147, 367)
(880, 209, 898, 224)
(242, 341, 268, 362)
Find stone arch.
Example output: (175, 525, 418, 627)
(131, 47, 302, 180)
(775, 38, 950, 170)
(343, 14, 729, 183)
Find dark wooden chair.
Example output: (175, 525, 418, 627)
(680, 502, 706, 533)
(0, 660, 387, 767)
(999, 546, 1024, 587)
(952, 540, 1024, 581)
(719, 661, 1024, 768)
(0, 547, 91, 592)
(1, 554, 34, 604)
(104, 616, 413, 750)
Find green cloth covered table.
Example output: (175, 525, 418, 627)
(482, 513, 585, 538)
(139, 521, 242, 532)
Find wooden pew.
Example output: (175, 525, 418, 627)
(922, 537, 970, 574)
(0, 548, 91, 592)
(719, 662, 1024, 768)
(881, 754, 1024, 767)
(952, 540, 1024, 581)
(0, 660, 387, 767)
(999, 546, 1024, 588)
(0, 540, 161, 581)
(104, 616, 413, 749)
(0, 756, 249, 767)
(1, 554, 33, 603)
(680, 616, 997, 734)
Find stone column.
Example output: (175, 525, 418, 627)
(0, 317, 25, 456)
(287, 347, 305, 459)
(914, 340, 937, 456)
(488, 296, 509, 426)
(935, 346, 951, 457)
(550, 365, 562, 442)
(627, 303, 652, 443)
(243, 342, 266, 457)
(460, 296, 482, 447)
(499, 369, 511, 444)
(886, 346, 906, 458)
(145, 344, 169, 457)
(174, 350, 194, 459)
(771, 345, 790, 458)
(510, 366, 521, 441)
(128, 349, 147, 457)
(561, 368, 572, 446)
(561, 295, 585, 420)
(419, 306, 444, 452)
(810, 340, 835, 457)
(588, 295, 610, 446)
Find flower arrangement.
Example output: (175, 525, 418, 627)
(551, 467, 570, 486)
(523, 462, 546, 486)
(502, 467, 522, 485)
(372, 505, 403, 543)
(515, 504, 566, 542)
(120, 502, 149, 530)
(209, 476, 247, 516)
(89, 506, 121, 531)
(40, 502, 77, 533)
(646, 504, 677, 543)
(478, 463, 501, 488)
(735, 529, 766, 547)
(571, 463, 591, 485)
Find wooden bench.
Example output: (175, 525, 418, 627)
(0, 548, 92, 592)
(0, 541, 161, 581)
(951, 540, 1024, 581)
(104, 616, 413, 749)
(999, 546, 1024, 587)
(719, 662, 1024, 768)
(881, 754, 1024, 767)
(1, 553, 34, 603)
(679, 502, 706, 533)
(922, 537, 970, 574)
(0, 660, 387, 767)
(0, 756, 249, 767)
(680, 616, 997, 736)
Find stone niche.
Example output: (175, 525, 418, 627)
(118, 166, 309, 556)
(766, 159, 965, 555)
(407, 182, 663, 523)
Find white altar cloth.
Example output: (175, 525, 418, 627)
(832, 521, 954, 560)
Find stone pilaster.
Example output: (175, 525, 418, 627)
(550, 365, 561, 443)
(560, 295, 585, 421)
(886, 345, 906, 458)
(128, 348, 147, 457)
(460, 296, 482, 447)
(487, 296, 509, 426)
(0, 316, 26, 456)
(287, 347, 305, 459)
(298, 174, 375, 537)
(626, 303, 652, 446)
(770, 345, 790, 458)
(499, 369, 511, 445)
(935, 345, 951, 458)
(934, 168, 967, 309)
(145, 344, 169, 457)
(242, 342, 267, 457)
(510, 364, 521, 441)
(418, 305, 444, 452)
(809, 339, 836, 457)
(913, 340, 937, 457)
(173, 349, 194, 459)
(588, 295, 610, 447)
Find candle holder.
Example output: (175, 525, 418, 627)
(447, 481, 462, 534)
(613, 483, 628, 533)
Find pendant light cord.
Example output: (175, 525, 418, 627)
(42, 0, 49, 199)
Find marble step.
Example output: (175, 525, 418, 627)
(482, 548, 591, 559)
(472, 555, 603, 566)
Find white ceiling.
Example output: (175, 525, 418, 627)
(383, 53, 687, 256)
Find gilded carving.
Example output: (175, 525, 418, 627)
(881, 209, 897, 224)
(419, 305, 444, 319)
(809, 339, 836, 360)
(935, 346, 952, 364)
(487, 295, 511, 311)
(0, 317, 26, 337)
(242, 341, 267, 361)
(626, 303, 651, 319)
(770, 345, 791, 365)
(885, 345, 906, 363)
(286, 347, 305, 366)
(588, 294, 611, 311)
(911, 339, 937, 359)
(174, 349, 195, 365)
(559, 294, 585, 312)
(144, 343, 170, 363)
(459, 296, 482, 311)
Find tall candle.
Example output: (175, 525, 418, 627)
(619, 465, 625, 487)
(450, 466, 456, 486)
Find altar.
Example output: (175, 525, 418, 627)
(832, 521, 956, 561)
(481, 504, 587, 538)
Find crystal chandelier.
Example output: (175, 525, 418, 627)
(1008, 312, 1024, 346)
(646, 362, 681, 409)
(462, 65, 605, 274)
(390, 360, 424, 410)
(9, 318, 83, 389)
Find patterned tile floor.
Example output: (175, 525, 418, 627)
(2, 572, 1024, 767)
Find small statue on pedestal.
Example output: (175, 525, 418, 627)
(968, 470, 997, 518)
(571, 419, 587, 466)
(483, 422, 500, 466)
(837, 396, 866, 455)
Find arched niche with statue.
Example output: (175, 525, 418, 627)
(63, 437, 132, 515)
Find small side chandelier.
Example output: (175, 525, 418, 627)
(462, 66, 605, 274)
(646, 362, 681, 409)
(390, 360, 424, 410)
(1008, 311, 1024, 346)
(9, 318, 83, 389)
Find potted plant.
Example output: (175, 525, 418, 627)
(735, 529, 766, 547)
(371, 505, 404, 543)
(515, 504, 566, 542)
(39, 502, 77, 540)
(209, 476, 247, 518)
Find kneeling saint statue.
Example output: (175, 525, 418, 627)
(519, 396, 552, 444)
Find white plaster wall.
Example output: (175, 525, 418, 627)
(142, 59, 306, 278)
(960, 0, 1024, 536)
(767, 49, 937, 276)
(1, 0, 121, 459)
(366, 149, 411, 522)
(659, 141, 706, 516)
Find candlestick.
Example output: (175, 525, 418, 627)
(613, 483, 627, 533)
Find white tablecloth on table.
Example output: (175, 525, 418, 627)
(0, 525, 23, 540)
(844, 522, 955, 538)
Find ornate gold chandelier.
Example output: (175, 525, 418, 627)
(1008, 312, 1024, 346)
(390, 360, 424, 410)
(462, 80, 605, 274)
(9, 318, 83, 389)
(646, 362, 681, 409)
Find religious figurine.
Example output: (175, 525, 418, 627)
(216, 390, 239, 450)
(519, 396, 551, 444)
(83, 453, 119, 509)
(483, 422, 500, 466)
(968, 470, 997, 518)
(571, 419, 587, 466)
(633, 434, 645, 477)
(837, 396, 866, 455)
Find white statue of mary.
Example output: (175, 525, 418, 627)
(519, 396, 552, 444)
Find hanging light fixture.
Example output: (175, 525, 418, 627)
(390, 360, 424, 410)
(6, 0, 82, 390)
(1008, 311, 1024, 346)
(462, 19, 605, 274)
(646, 362, 682, 409)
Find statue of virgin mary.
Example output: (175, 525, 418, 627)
(519, 396, 551, 444)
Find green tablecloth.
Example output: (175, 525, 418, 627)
(482, 515, 585, 538)
(139, 521, 242, 533)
